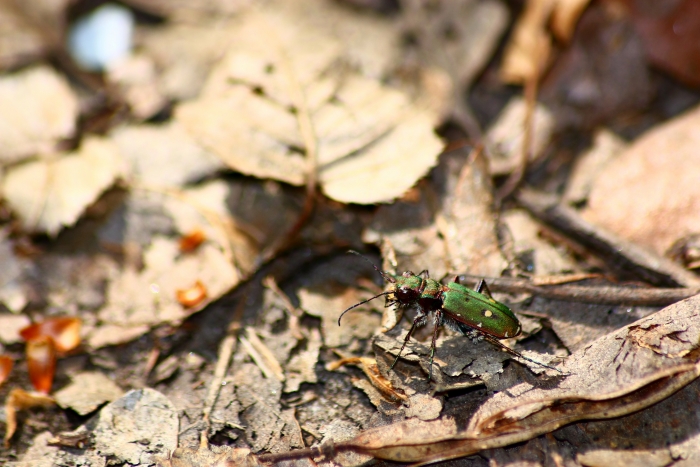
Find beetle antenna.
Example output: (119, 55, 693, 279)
(481, 334, 565, 374)
(338, 291, 392, 325)
(347, 250, 396, 283)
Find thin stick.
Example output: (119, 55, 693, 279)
(455, 274, 700, 306)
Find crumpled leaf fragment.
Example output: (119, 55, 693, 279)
(2, 137, 125, 235)
(91, 388, 178, 465)
(0, 66, 78, 163)
(177, 7, 442, 204)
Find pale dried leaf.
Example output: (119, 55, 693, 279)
(551, 0, 593, 42)
(0, 66, 78, 163)
(176, 8, 442, 204)
(500, 0, 555, 84)
(576, 448, 673, 467)
(563, 128, 626, 204)
(299, 286, 380, 348)
(54, 372, 124, 416)
(89, 237, 237, 348)
(4, 389, 55, 447)
(486, 97, 555, 175)
(0, 234, 31, 312)
(91, 388, 178, 465)
(138, 21, 237, 100)
(582, 104, 700, 255)
(106, 54, 167, 120)
(2, 137, 125, 235)
(112, 122, 225, 187)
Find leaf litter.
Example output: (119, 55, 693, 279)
(1, 0, 700, 466)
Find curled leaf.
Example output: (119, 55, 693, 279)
(179, 228, 206, 252)
(20, 317, 82, 353)
(26, 335, 56, 394)
(0, 355, 13, 386)
(4, 388, 55, 447)
(175, 280, 208, 308)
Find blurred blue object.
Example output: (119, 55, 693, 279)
(68, 3, 134, 72)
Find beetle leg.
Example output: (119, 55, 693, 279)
(481, 334, 564, 374)
(390, 314, 423, 370)
(427, 309, 442, 381)
(474, 279, 494, 298)
(417, 270, 429, 279)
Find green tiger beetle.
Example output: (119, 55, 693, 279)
(338, 251, 563, 381)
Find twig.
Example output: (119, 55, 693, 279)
(201, 297, 246, 435)
(517, 189, 700, 288)
(455, 274, 700, 306)
(495, 76, 539, 206)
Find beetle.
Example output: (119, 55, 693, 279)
(338, 252, 562, 380)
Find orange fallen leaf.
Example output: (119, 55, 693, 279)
(19, 317, 82, 353)
(0, 356, 13, 386)
(26, 335, 56, 394)
(179, 228, 206, 253)
(176, 280, 207, 308)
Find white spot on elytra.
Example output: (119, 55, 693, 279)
(484, 310, 493, 317)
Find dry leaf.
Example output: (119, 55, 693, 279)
(0, 66, 78, 163)
(25, 336, 56, 394)
(111, 122, 224, 187)
(551, 0, 593, 42)
(0, 355, 12, 386)
(2, 137, 125, 235)
(500, 0, 555, 84)
(19, 317, 81, 353)
(90, 388, 178, 465)
(486, 97, 555, 175)
(54, 372, 124, 416)
(4, 388, 55, 447)
(179, 228, 206, 252)
(177, 7, 442, 204)
(582, 104, 700, 256)
(0, 234, 30, 312)
(107, 54, 167, 120)
(563, 128, 626, 204)
(175, 280, 208, 308)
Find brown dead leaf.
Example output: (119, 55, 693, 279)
(0, 66, 78, 163)
(176, 7, 442, 204)
(327, 356, 408, 403)
(619, 0, 700, 88)
(2, 137, 125, 235)
(582, 103, 700, 256)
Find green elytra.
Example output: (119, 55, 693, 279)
(338, 252, 562, 380)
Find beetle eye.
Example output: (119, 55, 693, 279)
(402, 271, 413, 277)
